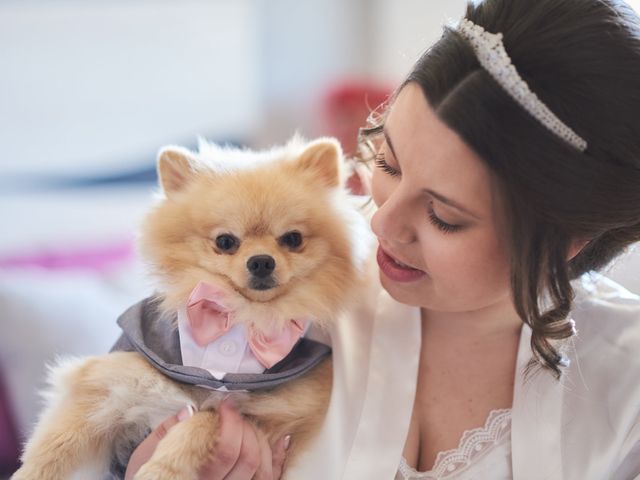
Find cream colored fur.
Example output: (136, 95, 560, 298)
(13, 137, 372, 479)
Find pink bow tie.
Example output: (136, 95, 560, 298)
(186, 281, 308, 369)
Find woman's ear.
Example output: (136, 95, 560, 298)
(157, 146, 198, 196)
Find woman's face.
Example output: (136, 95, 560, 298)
(370, 82, 512, 313)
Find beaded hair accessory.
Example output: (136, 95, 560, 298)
(457, 19, 587, 152)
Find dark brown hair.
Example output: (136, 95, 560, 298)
(361, 0, 640, 378)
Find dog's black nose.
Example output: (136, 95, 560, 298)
(246, 255, 276, 278)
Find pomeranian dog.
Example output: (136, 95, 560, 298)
(13, 136, 373, 479)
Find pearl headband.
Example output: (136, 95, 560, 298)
(457, 19, 587, 152)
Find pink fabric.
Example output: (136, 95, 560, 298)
(186, 282, 233, 346)
(246, 319, 307, 369)
(186, 281, 307, 369)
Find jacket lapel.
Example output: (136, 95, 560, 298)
(511, 324, 566, 480)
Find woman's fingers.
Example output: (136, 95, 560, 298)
(270, 435, 290, 480)
(125, 398, 291, 480)
(221, 419, 262, 479)
(201, 398, 291, 480)
(124, 405, 195, 480)
(200, 398, 245, 480)
(250, 428, 274, 480)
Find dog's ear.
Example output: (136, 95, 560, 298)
(157, 146, 197, 196)
(296, 138, 343, 188)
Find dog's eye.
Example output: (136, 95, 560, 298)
(279, 231, 303, 250)
(215, 234, 240, 253)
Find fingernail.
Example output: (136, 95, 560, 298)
(177, 404, 195, 422)
(283, 434, 291, 451)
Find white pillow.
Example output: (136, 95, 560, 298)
(0, 263, 151, 439)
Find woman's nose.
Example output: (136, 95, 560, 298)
(370, 192, 416, 245)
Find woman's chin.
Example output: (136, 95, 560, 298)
(379, 271, 429, 307)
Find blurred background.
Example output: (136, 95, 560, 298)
(1, 0, 639, 476)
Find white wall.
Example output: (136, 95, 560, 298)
(0, 0, 379, 175)
(369, 0, 468, 82)
(0, 0, 472, 177)
(0, 0, 261, 178)
(253, 0, 372, 144)
(253, 0, 470, 144)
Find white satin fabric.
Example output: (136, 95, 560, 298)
(285, 271, 640, 480)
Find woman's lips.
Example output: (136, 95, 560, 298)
(376, 246, 426, 283)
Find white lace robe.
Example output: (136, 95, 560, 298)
(395, 409, 512, 480)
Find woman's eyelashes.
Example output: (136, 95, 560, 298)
(374, 152, 400, 176)
(427, 205, 463, 234)
(374, 152, 463, 234)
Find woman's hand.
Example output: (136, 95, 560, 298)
(124, 399, 290, 480)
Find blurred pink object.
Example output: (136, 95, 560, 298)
(320, 81, 392, 157)
(0, 239, 134, 272)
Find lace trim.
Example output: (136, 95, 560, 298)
(398, 408, 511, 479)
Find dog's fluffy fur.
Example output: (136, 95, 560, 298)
(13, 137, 372, 479)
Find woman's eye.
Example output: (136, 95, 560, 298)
(215, 233, 240, 252)
(374, 153, 400, 177)
(279, 231, 303, 250)
(427, 209, 462, 234)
